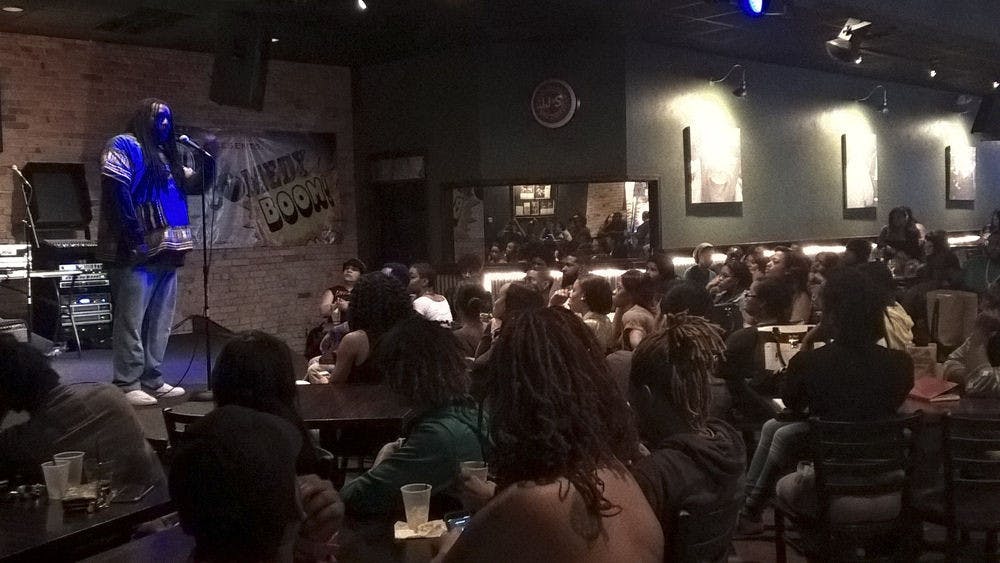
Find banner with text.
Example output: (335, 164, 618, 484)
(182, 129, 340, 248)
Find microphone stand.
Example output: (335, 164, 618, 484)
(12, 167, 39, 344)
(187, 148, 216, 402)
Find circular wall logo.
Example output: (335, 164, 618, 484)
(530, 79, 579, 128)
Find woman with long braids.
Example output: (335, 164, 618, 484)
(438, 307, 663, 562)
(629, 313, 746, 548)
(341, 316, 485, 518)
(317, 272, 415, 384)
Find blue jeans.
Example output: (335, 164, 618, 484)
(110, 264, 177, 391)
(743, 418, 810, 517)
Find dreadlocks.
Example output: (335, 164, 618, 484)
(125, 98, 184, 196)
(483, 307, 638, 536)
(632, 313, 725, 434)
(375, 316, 472, 410)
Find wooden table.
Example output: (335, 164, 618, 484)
(901, 395, 1000, 417)
(0, 481, 173, 562)
(81, 518, 439, 563)
(169, 384, 413, 426)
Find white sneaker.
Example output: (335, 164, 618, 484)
(148, 383, 185, 399)
(124, 389, 158, 406)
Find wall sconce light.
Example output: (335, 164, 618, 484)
(856, 85, 888, 114)
(710, 64, 747, 98)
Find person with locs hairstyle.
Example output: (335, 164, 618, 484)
(438, 307, 663, 562)
(97, 98, 215, 406)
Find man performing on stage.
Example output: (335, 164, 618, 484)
(97, 99, 213, 406)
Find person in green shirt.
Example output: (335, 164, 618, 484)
(341, 316, 487, 518)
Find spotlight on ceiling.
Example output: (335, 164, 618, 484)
(738, 0, 769, 17)
(856, 84, 888, 114)
(993, 81, 1000, 89)
(709, 64, 748, 98)
(826, 18, 870, 64)
(356, 0, 367, 10)
(929, 69, 937, 78)
(1, 6, 23, 12)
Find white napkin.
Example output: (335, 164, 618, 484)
(393, 519, 447, 539)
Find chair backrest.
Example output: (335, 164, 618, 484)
(942, 414, 1000, 527)
(161, 407, 206, 450)
(669, 496, 742, 563)
(810, 413, 922, 528)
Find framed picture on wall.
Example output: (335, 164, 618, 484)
(842, 133, 878, 220)
(683, 127, 743, 216)
(513, 184, 555, 217)
(946, 145, 975, 209)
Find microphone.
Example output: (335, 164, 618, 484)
(177, 135, 213, 157)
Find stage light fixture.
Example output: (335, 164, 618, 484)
(826, 18, 870, 64)
(357, 0, 367, 11)
(738, 0, 769, 17)
(856, 85, 888, 114)
(710, 64, 748, 98)
(992, 81, 998, 89)
(929, 69, 937, 78)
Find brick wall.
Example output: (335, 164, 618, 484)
(586, 182, 626, 239)
(0, 32, 356, 353)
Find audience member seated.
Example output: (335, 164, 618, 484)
(169, 405, 305, 563)
(549, 251, 587, 307)
(0, 334, 164, 486)
(568, 274, 615, 353)
(684, 242, 716, 287)
(629, 314, 746, 547)
(646, 250, 680, 305)
(767, 246, 813, 324)
(739, 268, 914, 533)
(439, 307, 663, 561)
(964, 331, 1000, 397)
(341, 317, 486, 519)
(211, 331, 346, 560)
(614, 269, 659, 351)
(963, 232, 1000, 295)
(807, 252, 840, 318)
(842, 239, 873, 267)
(408, 262, 454, 327)
(719, 277, 794, 418)
(452, 283, 491, 360)
(308, 272, 415, 385)
(863, 261, 914, 350)
(475, 281, 544, 356)
(877, 206, 924, 262)
(320, 258, 365, 325)
(524, 258, 555, 296)
(744, 245, 769, 281)
(942, 282, 1000, 385)
(708, 258, 752, 307)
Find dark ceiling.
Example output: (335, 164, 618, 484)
(1, 0, 999, 95)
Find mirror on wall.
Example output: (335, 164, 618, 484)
(451, 181, 654, 266)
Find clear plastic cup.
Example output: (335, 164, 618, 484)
(400, 483, 432, 530)
(41, 461, 70, 500)
(460, 460, 488, 482)
(53, 451, 85, 486)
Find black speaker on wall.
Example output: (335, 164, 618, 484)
(972, 94, 1000, 137)
(210, 12, 268, 110)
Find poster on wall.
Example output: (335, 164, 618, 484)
(452, 186, 485, 260)
(841, 133, 878, 219)
(683, 127, 742, 216)
(181, 129, 342, 247)
(946, 145, 976, 208)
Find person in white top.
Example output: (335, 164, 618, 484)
(408, 262, 454, 326)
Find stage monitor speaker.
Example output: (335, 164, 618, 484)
(972, 94, 1000, 137)
(210, 12, 268, 110)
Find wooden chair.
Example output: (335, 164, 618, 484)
(773, 414, 923, 563)
(161, 407, 205, 465)
(915, 413, 1000, 560)
(669, 496, 743, 563)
